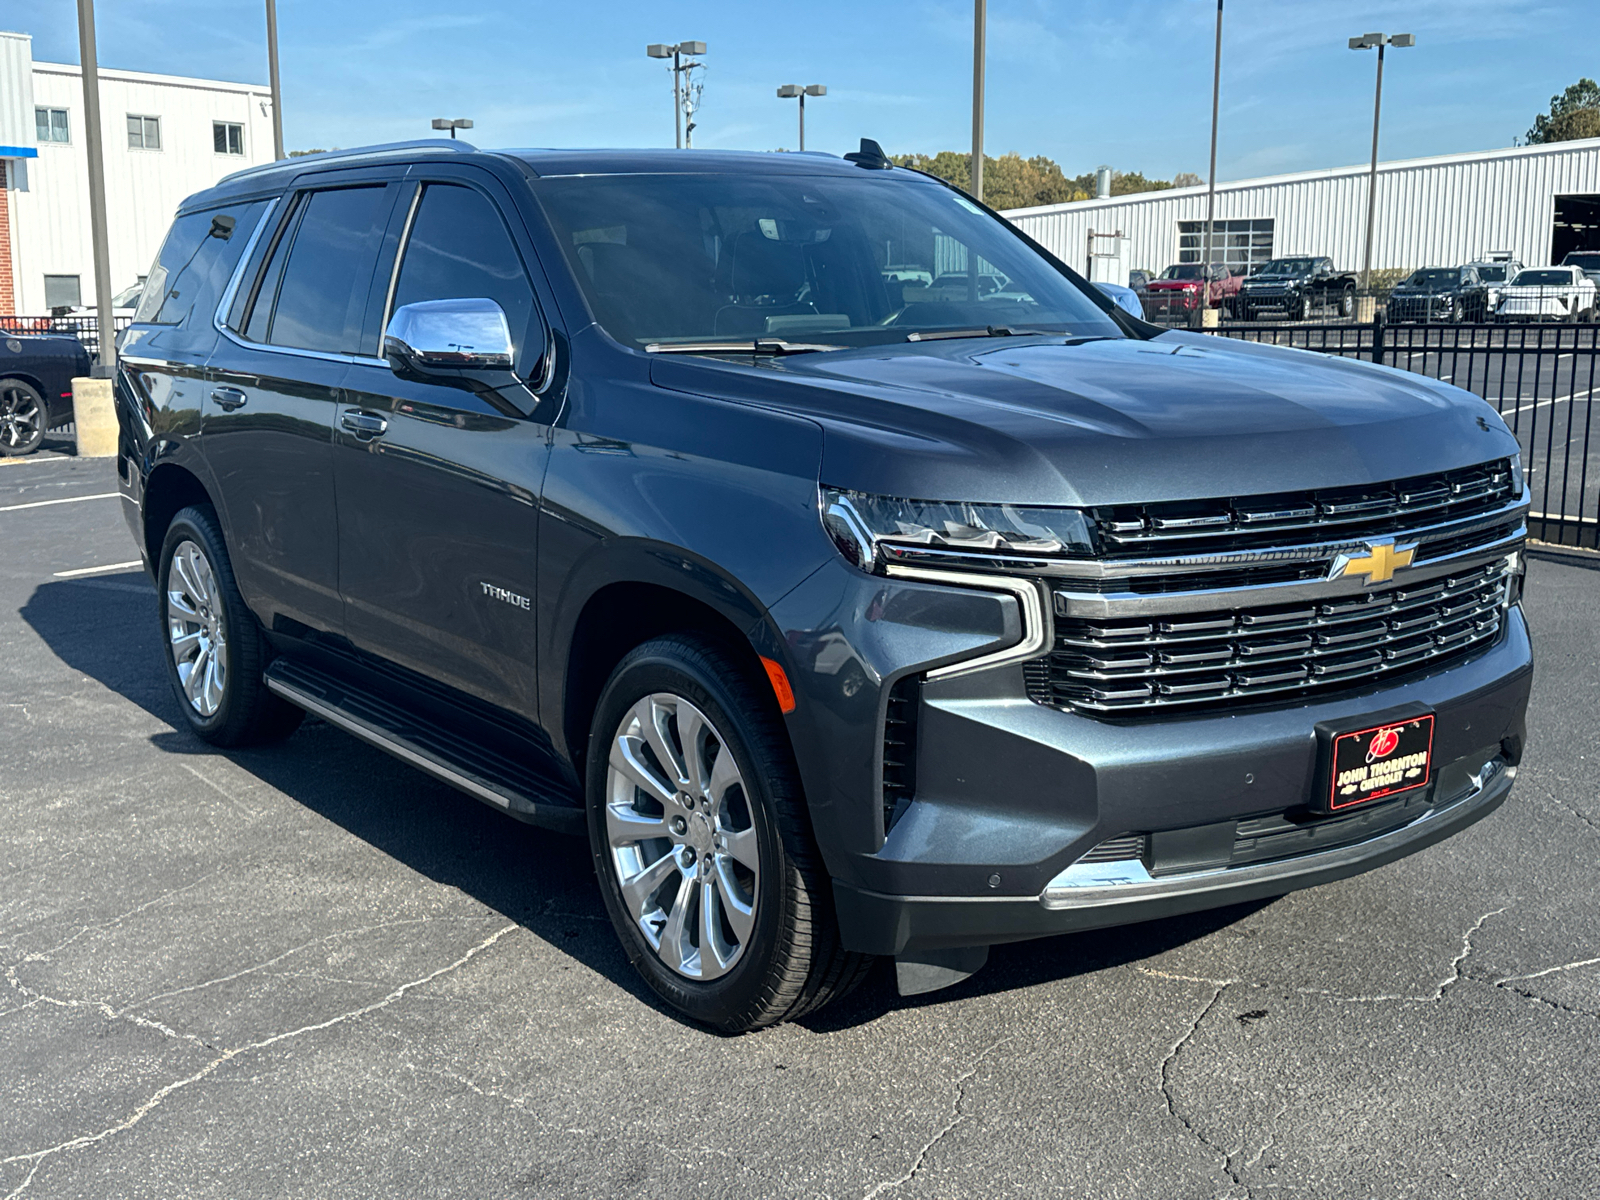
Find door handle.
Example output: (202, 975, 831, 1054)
(340, 410, 389, 439)
(210, 386, 248, 411)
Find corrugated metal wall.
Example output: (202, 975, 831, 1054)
(9, 63, 275, 312)
(1005, 140, 1600, 285)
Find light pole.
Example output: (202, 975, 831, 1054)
(431, 118, 474, 140)
(1203, 0, 1223, 283)
(265, 0, 284, 160)
(971, 0, 986, 201)
(776, 85, 825, 151)
(74, 0, 115, 375)
(1349, 31, 1414, 290)
(647, 41, 707, 149)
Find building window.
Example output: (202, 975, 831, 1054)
(1177, 218, 1275, 270)
(126, 114, 162, 151)
(35, 107, 70, 144)
(213, 121, 245, 156)
(44, 275, 82, 311)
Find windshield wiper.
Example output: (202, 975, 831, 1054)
(905, 326, 1051, 342)
(644, 339, 843, 356)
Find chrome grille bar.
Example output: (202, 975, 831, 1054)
(1028, 558, 1516, 715)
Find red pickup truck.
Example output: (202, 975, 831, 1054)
(1141, 263, 1242, 320)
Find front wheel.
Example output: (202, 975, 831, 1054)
(1296, 293, 1315, 320)
(587, 634, 871, 1032)
(1340, 288, 1355, 318)
(158, 505, 304, 746)
(0, 379, 45, 457)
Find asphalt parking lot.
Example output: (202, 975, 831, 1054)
(2, 453, 1598, 1200)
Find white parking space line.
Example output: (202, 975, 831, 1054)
(0, 492, 120, 513)
(53, 560, 144, 578)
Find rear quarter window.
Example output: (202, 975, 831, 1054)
(135, 201, 268, 326)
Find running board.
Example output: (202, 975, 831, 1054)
(263, 658, 584, 835)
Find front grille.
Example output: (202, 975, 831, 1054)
(1095, 460, 1515, 559)
(1026, 558, 1513, 715)
(882, 676, 919, 836)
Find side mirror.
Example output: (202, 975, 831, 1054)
(383, 297, 543, 395)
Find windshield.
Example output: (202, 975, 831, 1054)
(1473, 265, 1508, 282)
(1255, 258, 1316, 276)
(1512, 269, 1573, 286)
(1405, 269, 1459, 288)
(1158, 265, 1205, 281)
(531, 171, 1122, 347)
(1564, 253, 1600, 270)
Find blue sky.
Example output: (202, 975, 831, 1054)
(8, 0, 1593, 181)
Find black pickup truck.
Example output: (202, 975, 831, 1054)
(1234, 256, 1359, 321)
(0, 333, 88, 455)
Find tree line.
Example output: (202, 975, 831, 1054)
(890, 151, 1199, 210)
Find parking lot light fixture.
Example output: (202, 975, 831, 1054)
(1349, 31, 1415, 291)
(648, 41, 708, 148)
(430, 118, 473, 140)
(777, 84, 826, 151)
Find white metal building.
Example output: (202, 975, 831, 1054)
(0, 30, 275, 315)
(1004, 139, 1600, 287)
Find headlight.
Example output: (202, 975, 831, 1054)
(820, 487, 1095, 572)
(1509, 452, 1524, 497)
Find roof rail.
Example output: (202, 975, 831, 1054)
(218, 137, 478, 185)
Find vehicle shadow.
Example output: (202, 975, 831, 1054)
(21, 573, 1268, 1033)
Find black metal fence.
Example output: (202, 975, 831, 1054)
(1213, 320, 1599, 550)
(0, 315, 132, 358)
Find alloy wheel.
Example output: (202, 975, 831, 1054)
(166, 539, 227, 717)
(604, 692, 759, 981)
(0, 384, 41, 452)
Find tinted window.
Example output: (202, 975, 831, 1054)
(532, 172, 1120, 347)
(135, 202, 266, 326)
(267, 186, 391, 354)
(390, 184, 537, 362)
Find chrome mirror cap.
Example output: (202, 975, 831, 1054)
(383, 298, 514, 371)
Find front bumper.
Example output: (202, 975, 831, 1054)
(823, 606, 1531, 956)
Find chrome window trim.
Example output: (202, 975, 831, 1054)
(210, 196, 280, 336)
(1039, 759, 1513, 910)
(1053, 527, 1525, 620)
(883, 565, 1051, 680)
(379, 185, 423, 348)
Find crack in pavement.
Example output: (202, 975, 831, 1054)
(0, 923, 519, 1200)
(859, 1034, 1016, 1199)
(1158, 983, 1250, 1199)
(1297, 908, 1505, 1004)
(1, 870, 227, 967)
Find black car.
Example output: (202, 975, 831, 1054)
(1235, 256, 1358, 320)
(0, 333, 88, 455)
(115, 139, 1532, 1032)
(1387, 266, 1492, 324)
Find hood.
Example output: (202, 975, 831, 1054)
(647, 332, 1519, 508)
(1241, 274, 1305, 284)
(1146, 279, 1203, 290)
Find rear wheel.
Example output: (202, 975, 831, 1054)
(587, 634, 871, 1033)
(158, 505, 304, 746)
(0, 379, 45, 457)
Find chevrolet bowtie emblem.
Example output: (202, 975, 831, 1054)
(1330, 540, 1417, 586)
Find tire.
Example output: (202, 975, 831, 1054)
(157, 505, 304, 747)
(1296, 292, 1314, 321)
(586, 634, 872, 1033)
(1340, 288, 1355, 318)
(0, 378, 45, 457)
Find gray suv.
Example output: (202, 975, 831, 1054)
(115, 138, 1531, 1030)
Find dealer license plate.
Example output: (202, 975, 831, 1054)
(1324, 715, 1435, 812)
